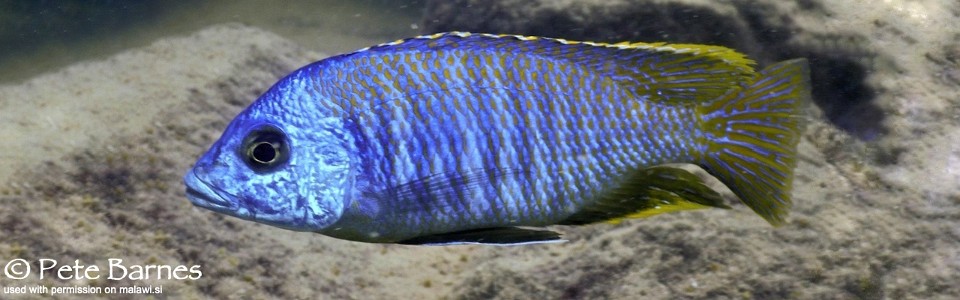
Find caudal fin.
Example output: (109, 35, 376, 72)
(697, 59, 811, 226)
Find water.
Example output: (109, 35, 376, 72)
(0, 0, 422, 84)
(1, 1, 958, 299)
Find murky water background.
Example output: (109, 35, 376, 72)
(0, 0, 423, 84)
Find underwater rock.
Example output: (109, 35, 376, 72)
(0, 24, 333, 299)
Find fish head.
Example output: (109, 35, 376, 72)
(184, 84, 352, 232)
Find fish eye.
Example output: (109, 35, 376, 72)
(241, 124, 289, 172)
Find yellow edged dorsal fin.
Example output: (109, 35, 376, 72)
(594, 41, 758, 104)
(359, 32, 757, 104)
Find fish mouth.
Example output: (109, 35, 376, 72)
(183, 169, 236, 214)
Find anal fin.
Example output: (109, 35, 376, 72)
(398, 227, 564, 246)
(560, 165, 730, 225)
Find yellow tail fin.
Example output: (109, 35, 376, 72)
(698, 59, 811, 225)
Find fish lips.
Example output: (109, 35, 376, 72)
(184, 170, 237, 214)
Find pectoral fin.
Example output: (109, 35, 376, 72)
(398, 227, 564, 246)
(560, 165, 730, 225)
(373, 167, 524, 215)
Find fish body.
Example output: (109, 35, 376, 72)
(184, 32, 811, 245)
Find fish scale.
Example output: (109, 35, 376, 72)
(323, 41, 701, 235)
(184, 32, 811, 245)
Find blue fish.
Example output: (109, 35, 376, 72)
(184, 32, 810, 245)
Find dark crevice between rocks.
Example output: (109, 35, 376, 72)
(422, 0, 884, 140)
(805, 54, 881, 139)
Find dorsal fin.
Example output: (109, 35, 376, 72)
(356, 32, 757, 103)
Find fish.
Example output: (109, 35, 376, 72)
(184, 32, 811, 245)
